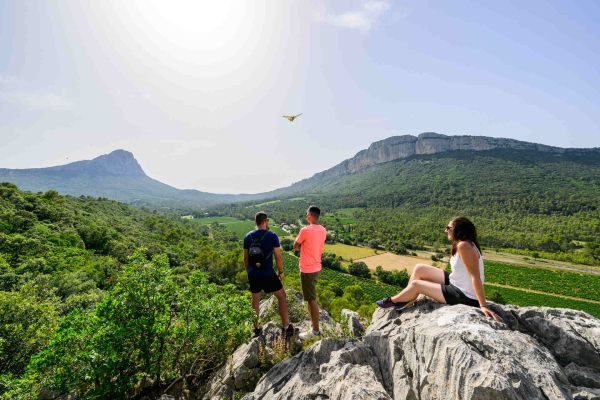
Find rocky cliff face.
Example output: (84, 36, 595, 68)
(300, 132, 600, 184)
(207, 297, 600, 400)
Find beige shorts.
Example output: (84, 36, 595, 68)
(300, 270, 321, 302)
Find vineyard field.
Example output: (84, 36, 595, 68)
(483, 284, 600, 319)
(282, 252, 400, 301)
(485, 261, 600, 302)
(188, 217, 239, 224)
(282, 253, 600, 319)
(224, 221, 288, 239)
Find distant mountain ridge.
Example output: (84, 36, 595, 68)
(0, 150, 263, 206)
(292, 132, 600, 185)
(1, 133, 599, 207)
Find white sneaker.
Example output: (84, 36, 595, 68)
(299, 329, 321, 340)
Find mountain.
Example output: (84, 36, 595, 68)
(0, 150, 265, 207)
(2, 133, 599, 209)
(278, 132, 600, 194)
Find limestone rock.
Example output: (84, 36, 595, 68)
(241, 339, 390, 400)
(242, 296, 600, 399)
(341, 308, 365, 338)
(200, 322, 303, 400)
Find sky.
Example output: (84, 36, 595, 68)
(1, 0, 599, 194)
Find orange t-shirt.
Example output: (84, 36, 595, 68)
(295, 224, 327, 273)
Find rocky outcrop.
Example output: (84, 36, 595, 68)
(293, 132, 600, 184)
(238, 297, 600, 400)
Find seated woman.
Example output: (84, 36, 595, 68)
(376, 216, 500, 321)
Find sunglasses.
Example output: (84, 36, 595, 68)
(445, 226, 453, 231)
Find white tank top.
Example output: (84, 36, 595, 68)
(449, 243, 484, 300)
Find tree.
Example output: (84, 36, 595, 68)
(280, 238, 294, 251)
(487, 290, 505, 305)
(348, 262, 371, 279)
(5, 250, 254, 399)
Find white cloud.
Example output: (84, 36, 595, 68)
(315, 1, 391, 32)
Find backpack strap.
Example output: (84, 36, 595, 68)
(251, 230, 269, 244)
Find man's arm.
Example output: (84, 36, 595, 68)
(293, 230, 303, 250)
(273, 247, 283, 273)
(243, 248, 249, 272)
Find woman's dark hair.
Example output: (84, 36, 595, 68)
(449, 216, 482, 256)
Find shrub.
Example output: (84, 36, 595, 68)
(487, 289, 506, 305)
(348, 262, 371, 279)
(4, 249, 254, 399)
(280, 238, 293, 252)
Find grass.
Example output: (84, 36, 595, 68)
(336, 207, 364, 217)
(251, 197, 305, 208)
(251, 200, 281, 207)
(188, 217, 239, 224)
(323, 243, 378, 261)
(224, 221, 288, 239)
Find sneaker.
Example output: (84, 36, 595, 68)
(299, 329, 321, 340)
(376, 297, 415, 310)
(283, 324, 295, 339)
(253, 326, 263, 338)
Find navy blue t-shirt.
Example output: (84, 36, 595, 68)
(243, 229, 280, 277)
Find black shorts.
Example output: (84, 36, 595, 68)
(248, 273, 283, 294)
(441, 271, 480, 307)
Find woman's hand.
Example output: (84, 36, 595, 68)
(480, 306, 501, 322)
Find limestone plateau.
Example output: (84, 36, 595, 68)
(308, 132, 600, 182)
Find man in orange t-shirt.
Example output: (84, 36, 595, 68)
(294, 205, 327, 339)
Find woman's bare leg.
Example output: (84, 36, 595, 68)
(392, 280, 446, 303)
(390, 264, 446, 303)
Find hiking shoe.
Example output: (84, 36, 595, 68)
(253, 326, 263, 338)
(376, 297, 415, 310)
(299, 329, 321, 340)
(283, 324, 295, 339)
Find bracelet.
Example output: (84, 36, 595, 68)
(278, 271, 283, 275)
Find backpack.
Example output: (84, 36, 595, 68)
(248, 231, 271, 269)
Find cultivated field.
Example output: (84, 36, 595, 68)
(356, 253, 435, 275)
(224, 220, 288, 238)
(188, 217, 239, 224)
(335, 207, 364, 216)
(323, 243, 378, 261)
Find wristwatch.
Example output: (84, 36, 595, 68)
(278, 271, 283, 275)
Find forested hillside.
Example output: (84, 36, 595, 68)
(0, 183, 380, 398)
(210, 149, 600, 264)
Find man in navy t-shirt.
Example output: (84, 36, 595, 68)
(243, 211, 294, 338)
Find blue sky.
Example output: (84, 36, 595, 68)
(1, 0, 599, 193)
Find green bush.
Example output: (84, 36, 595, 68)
(348, 262, 371, 279)
(0, 282, 59, 381)
(487, 289, 506, 305)
(3, 249, 254, 399)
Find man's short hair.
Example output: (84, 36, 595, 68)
(307, 205, 320, 221)
(255, 211, 268, 226)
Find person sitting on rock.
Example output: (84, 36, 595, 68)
(376, 216, 500, 321)
(244, 211, 294, 338)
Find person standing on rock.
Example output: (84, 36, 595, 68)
(294, 206, 327, 339)
(376, 216, 501, 321)
(244, 211, 294, 338)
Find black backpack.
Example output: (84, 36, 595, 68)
(248, 231, 271, 269)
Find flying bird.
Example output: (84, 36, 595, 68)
(283, 113, 302, 122)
